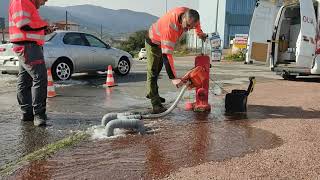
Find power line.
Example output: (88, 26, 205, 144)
(62, 11, 114, 40)
(67, 12, 112, 32)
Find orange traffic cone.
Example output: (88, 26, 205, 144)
(47, 69, 57, 98)
(104, 65, 116, 87)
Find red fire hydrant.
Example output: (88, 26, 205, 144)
(182, 55, 211, 112)
(193, 55, 211, 112)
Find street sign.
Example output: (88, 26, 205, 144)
(211, 50, 222, 61)
(0, 18, 5, 29)
(210, 33, 221, 48)
(234, 34, 248, 49)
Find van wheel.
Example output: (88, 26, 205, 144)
(282, 74, 296, 80)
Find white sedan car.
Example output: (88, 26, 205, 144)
(0, 31, 133, 80)
(138, 48, 147, 60)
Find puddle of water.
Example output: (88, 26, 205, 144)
(10, 107, 283, 180)
(48, 84, 152, 115)
(0, 120, 66, 168)
(53, 78, 90, 88)
(0, 81, 151, 169)
(0, 110, 101, 168)
(2, 80, 283, 179)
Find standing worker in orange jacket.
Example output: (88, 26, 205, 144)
(146, 7, 207, 113)
(9, 0, 55, 126)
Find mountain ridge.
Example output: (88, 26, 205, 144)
(0, 1, 158, 35)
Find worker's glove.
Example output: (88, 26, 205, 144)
(172, 78, 186, 88)
(186, 83, 195, 90)
(45, 26, 57, 35)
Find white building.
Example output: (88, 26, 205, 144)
(187, 0, 256, 49)
(53, 20, 80, 31)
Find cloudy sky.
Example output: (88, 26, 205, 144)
(46, 0, 198, 17)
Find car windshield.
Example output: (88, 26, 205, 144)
(45, 32, 57, 42)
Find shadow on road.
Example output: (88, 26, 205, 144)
(285, 77, 320, 83)
(247, 104, 320, 119)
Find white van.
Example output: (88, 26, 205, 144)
(247, 0, 320, 80)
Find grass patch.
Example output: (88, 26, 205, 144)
(0, 132, 89, 176)
(173, 50, 190, 57)
(173, 45, 199, 57)
(224, 51, 246, 61)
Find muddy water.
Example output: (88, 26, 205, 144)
(11, 101, 283, 180)
(0, 62, 283, 179)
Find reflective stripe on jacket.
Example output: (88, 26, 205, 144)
(148, 7, 204, 77)
(9, 0, 47, 45)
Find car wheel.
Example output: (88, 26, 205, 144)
(52, 59, 73, 80)
(115, 57, 130, 76)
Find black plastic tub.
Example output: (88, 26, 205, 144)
(225, 89, 248, 113)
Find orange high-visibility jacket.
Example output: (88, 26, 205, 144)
(9, 0, 48, 45)
(149, 7, 204, 77)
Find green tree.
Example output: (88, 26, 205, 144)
(118, 30, 148, 56)
(117, 30, 189, 57)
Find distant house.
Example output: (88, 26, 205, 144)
(0, 28, 9, 44)
(53, 20, 80, 31)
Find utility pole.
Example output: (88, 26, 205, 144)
(1, 28, 4, 44)
(65, 11, 68, 31)
(100, 24, 103, 39)
(215, 0, 219, 32)
(166, 0, 168, 13)
(0, 17, 4, 44)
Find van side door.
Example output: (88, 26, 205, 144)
(295, 0, 317, 68)
(246, 0, 280, 64)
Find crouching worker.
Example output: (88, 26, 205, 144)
(145, 7, 207, 113)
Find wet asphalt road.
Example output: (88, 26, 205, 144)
(0, 57, 282, 179)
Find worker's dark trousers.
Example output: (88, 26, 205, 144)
(145, 41, 163, 107)
(13, 42, 47, 117)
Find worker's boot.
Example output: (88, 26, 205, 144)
(152, 104, 167, 114)
(20, 113, 34, 122)
(146, 94, 165, 103)
(34, 114, 47, 127)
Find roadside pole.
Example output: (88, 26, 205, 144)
(1, 28, 4, 44)
(0, 17, 5, 44)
